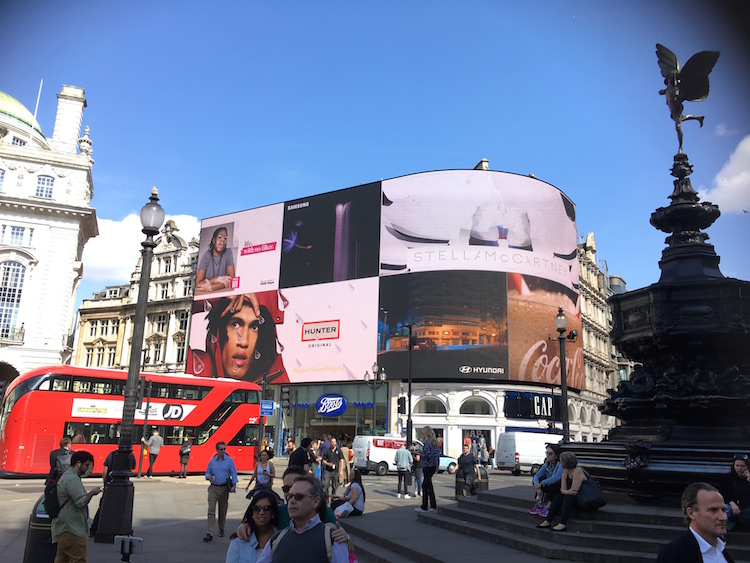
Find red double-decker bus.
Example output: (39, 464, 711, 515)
(0, 365, 262, 477)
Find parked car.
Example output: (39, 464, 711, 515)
(438, 455, 457, 474)
(412, 338, 437, 351)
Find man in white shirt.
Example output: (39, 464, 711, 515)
(657, 482, 734, 563)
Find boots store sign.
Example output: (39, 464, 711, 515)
(316, 394, 347, 417)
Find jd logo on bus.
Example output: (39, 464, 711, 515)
(162, 405, 184, 420)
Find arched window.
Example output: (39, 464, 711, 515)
(0, 261, 25, 339)
(413, 398, 447, 414)
(459, 398, 492, 415)
(36, 176, 54, 198)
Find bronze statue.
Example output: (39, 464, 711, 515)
(656, 44, 719, 153)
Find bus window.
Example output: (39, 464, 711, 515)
(151, 383, 170, 399)
(51, 375, 71, 391)
(165, 426, 196, 445)
(170, 385, 210, 400)
(229, 424, 259, 447)
(246, 390, 259, 404)
(229, 391, 246, 404)
(72, 377, 92, 394)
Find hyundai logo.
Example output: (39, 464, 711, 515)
(459, 366, 473, 374)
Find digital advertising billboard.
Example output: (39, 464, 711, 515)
(187, 170, 583, 390)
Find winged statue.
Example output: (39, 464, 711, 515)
(656, 43, 720, 153)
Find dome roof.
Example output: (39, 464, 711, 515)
(0, 91, 45, 138)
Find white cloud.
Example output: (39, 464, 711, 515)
(715, 123, 739, 137)
(699, 135, 750, 213)
(80, 213, 200, 286)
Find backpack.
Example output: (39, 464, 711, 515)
(271, 521, 334, 561)
(43, 474, 70, 518)
(54, 451, 72, 477)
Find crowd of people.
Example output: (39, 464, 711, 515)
(43, 430, 750, 563)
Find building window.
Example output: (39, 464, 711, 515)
(106, 288, 120, 298)
(178, 311, 188, 331)
(36, 176, 54, 198)
(28, 228, 33, 246)
(85, 348, 93, 367)
(89, 320, 98, 337)
(176, 342, 185, 363)
(100, 320, 108, 336)
(0, 170, 4, 190)
(183, 279, 193, 297)
(107, 347, 116, 366)
(96, 348, 104, 367)
(0, 261, 25, 339)
(154, 342, 162, 363)
(155, 314, 166, 333)
(413, 398, 447, 415)
(111, 319, 119, 335)
(9, 227, 24, 246)
(12, 137, 27, 147)
(160, 283, 169, 299)
(164, 257, 172, 273)
(459, 398, 492, 415)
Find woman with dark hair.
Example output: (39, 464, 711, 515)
(225, 489, 279, 563)
(720, 453, 750, 527)
(529, 443, 563, 518)
(416, 426, 440, 513)
(331, 469, 366, 517)
(537, 451, 587, 532)
(191, 294, 281, 383)
(197, 227, 235, 294)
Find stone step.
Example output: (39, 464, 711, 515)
(459, 497, 685, 540)
(437, 503, 670, 556)
(350, 534, 418, 563)
(417, 510, 656, 563)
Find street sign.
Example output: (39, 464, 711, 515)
(260, 400, 274, 416)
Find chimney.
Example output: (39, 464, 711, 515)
(51, 85, 86, 154)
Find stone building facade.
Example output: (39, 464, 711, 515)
(0, 85, 98, 373)
(73, 221, 198, 373)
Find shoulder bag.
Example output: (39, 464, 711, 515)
(577, 469, 606, 510)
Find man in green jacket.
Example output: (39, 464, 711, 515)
(52, 450, 102, 563)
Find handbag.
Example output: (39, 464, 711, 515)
(577, 469, 606, 510)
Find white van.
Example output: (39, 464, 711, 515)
(352, 435, 407, 476)
(495, 432, 561, 476)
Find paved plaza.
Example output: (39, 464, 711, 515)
(0, 458, 553, 563)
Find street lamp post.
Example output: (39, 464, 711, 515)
(96, 188, 165, 543)
(364, 362, 387, 435)
(406, 324, 413, 448)
(553, 306, 576, 443)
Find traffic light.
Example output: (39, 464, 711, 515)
(281, 386, 290, 410)
(397, 396, 406, 414)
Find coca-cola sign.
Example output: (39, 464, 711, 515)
(316, 394, 348, 417)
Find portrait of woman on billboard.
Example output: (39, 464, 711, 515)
(188, 292, 287, 384)
(195, 225, 236, 295)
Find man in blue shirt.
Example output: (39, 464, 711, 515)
(204, 441, 237, 542)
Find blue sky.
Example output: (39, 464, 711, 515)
(2, 1, 749, 309)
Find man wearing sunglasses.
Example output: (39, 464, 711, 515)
(204, 441, 238, 542)
(237, 466, 350, 542)
(257, 475, 349, 562)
